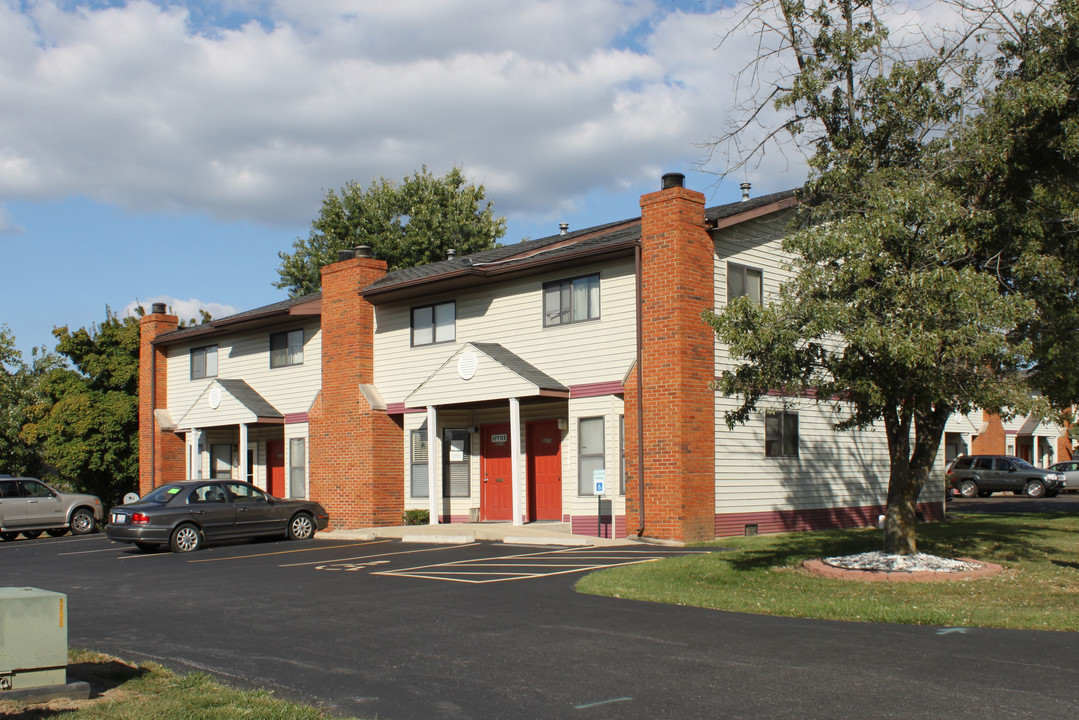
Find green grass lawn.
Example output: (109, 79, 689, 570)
(0, 650, 362, 720)
(576, 512, 1079, 631)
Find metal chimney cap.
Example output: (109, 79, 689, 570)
(151, 302, 167, 314)
(559, 222, 569, 235)
(740, 182, 752, 201)
(354, 245, 374, 259)
(661, 172, 685, 190)
(447, 248, 456, 259)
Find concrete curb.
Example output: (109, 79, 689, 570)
(399, 535, 475, 545)
(502, 535, 591, 547)
(802, 557, 1004, 582)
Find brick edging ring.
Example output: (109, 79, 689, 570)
(802, 558, 1003, 582)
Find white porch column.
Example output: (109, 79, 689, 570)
(510, 397, 522, 526)
(187, 430, 202, 479)
(238, 424, 249, 484)
(427, 406, 439, 525)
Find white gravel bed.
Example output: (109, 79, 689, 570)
(823, 551, 981, 573)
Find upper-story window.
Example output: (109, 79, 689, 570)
(412, 301, 456, 346)
(544, 273, 600, 326)
(190, 345, 218, 380)
(270, 329, 304, 368)
(727, 262, 763, 305)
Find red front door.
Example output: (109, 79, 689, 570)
(481, 424, 513, 521)
(267, 440, 285, 497)
(527, 420, 562, 521)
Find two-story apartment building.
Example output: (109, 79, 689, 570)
(138, 173, 1072, 543)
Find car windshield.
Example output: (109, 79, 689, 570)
(140, 485, 185, 504)
(1011, 458, 1036, 469)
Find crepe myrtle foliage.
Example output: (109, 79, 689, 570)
(276, 166, 507, 297)
(701, 0, 1071, 554)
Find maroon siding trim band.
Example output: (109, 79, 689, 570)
(385, 402, 426, 415)
(284, 412, 309, 424)
(714, 502, 945, 537)
(571, 514, 627, 539)
(569, 380, 625, 399)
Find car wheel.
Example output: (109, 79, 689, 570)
(134, 541, 159, 552)
(169, 523, 202, 553)
(70, 508, 95, 535)
(46, 528, 68, 537)
(1025, 480, 1047, 498)
(958, 479, 979, 498)
(0, 532, 18, 542)
(23, 530, 42, 539)
(288, 513, 315, 541)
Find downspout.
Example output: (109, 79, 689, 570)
(635, 241, 646, 536)
(149, 340, 156, 490)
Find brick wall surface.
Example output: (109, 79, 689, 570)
(138, 313, 185, 495)
(972, 411, 1007, 455)
(308, 255, 403, 528)
(623, 181, 716, 543)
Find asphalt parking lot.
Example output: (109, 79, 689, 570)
(3, 532, 1078, 719)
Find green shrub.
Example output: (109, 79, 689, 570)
(402, 509, 429, 525)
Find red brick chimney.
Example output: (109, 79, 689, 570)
(138, 304, 184, 494)
(308, 247, 403, 528)
(625, 173, 717, 542)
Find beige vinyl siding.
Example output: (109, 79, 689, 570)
(374, 258, 636, 404)
(564, 395, 624, 518)
(711, 211, 948, 513)
(165, 319, 322, 424)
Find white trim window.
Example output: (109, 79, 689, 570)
(412, 301, 456, 346)
(765, 411, 798, 457)
(270, 329, 304, 368)
(190, 345, 218, 380)
(289, 438, 306, 498)
(578, 417, 605, 495)
(727, 262, 763, 306)
(544, 274, 600, 326)
(410, 429, 429, 497)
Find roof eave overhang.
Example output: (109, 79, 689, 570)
(362, 239, 639, 305)
(152, 299, 321, 346)
(709, 196, 799, 230)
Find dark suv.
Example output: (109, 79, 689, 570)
(947, 455, 1066, 498)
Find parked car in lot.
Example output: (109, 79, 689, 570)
(946, 455, 1066, 498)
(106, 480, 330, 553)
(1048, 460, 1079, 493)
(0, 476, 104, 540)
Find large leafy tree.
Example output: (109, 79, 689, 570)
(0, 327, 61, 477)
(948, 0, 1079, 409)
(21, 309, 141, 506)
(704, 0, 1039, 554)
(276, 166, 507, 296)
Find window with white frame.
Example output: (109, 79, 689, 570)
(190, 345, 218, 380)
(270, 329, 304, 368)
(411, 301, 456, 346)
(289, 438, 306, 498)
(578, 417, 605, 495)
(410, 429, 429, 497)
(765, 411, 798, 457)
(442, 429, 470, 498)
(544, 274, 600, 326)
(727, 262, 763, 305)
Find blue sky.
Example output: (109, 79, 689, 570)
(1, 0, 814, 359)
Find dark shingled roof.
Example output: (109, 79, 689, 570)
(215, 379, 283, 419)
(153, 292, 321, 345)
(705, 189, 798, 223)
(471, 343, 568, 392)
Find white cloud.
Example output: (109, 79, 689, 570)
(124, 295, 238, 324)
(0, 204, 23, 235)
(0, 1, 997, 230)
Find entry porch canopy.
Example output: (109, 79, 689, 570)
(405, 342, 569, 525)
(172, 378, 284, 482)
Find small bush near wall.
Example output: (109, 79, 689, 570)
(403, 509, 429, 525)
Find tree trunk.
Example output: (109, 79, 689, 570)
(881, 403, 951, 555)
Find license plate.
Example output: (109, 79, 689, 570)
(111, 513, 127, 524)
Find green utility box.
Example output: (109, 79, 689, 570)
(0, 587, 68, 692)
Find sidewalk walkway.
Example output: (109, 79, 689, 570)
(321, 521, 639, 547)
